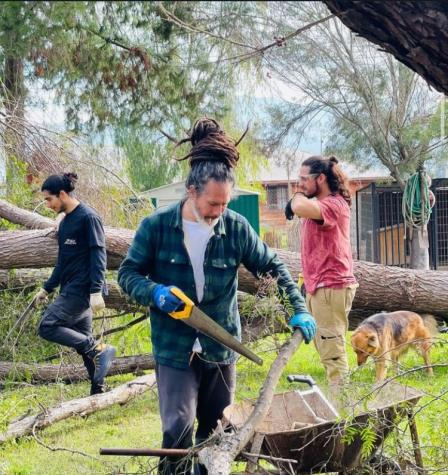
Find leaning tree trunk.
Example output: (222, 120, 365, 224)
(2, 200, 448, 318)
(322, 0, 448, 95)
(199, 331, 304, 474)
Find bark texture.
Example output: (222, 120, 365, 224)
(2, 200, 448, 318)
(0, 374, 156, 444)
(0, 354, 155, 384)
(0, 268, 376, 332)
(323, 1, 448, 94)
(0, 228, 126, 269)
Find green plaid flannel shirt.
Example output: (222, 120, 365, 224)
(118, 201, 307, 369)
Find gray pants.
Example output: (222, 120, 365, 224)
(38, 293, 96, 356)
(156, 355, 236, 475)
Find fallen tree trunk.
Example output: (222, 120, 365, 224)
(2, 200, 448, 318)
(0, 229, 125, 269)
(0, 354, 155, 384)
(199, 331, 304, 474)
(1, 269, 289, 340)
(0, 268, 393, 333)
(3, 228, 448, 318)
(0, 269, 137, 311)
(0, 199, 132, 268)
(0, 373, 156, 444)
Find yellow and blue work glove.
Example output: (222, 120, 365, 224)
(288, 312, 316, 344)
(152, 285, 183, 313)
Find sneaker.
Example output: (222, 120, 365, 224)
(90, 382, 107, 396)
(91, 343, 116, 386)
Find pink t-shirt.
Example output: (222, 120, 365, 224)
(301, 194, 357, 294)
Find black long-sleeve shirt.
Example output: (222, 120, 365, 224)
(44, 203, 107, 296)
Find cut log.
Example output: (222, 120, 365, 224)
(2, 200, 448, 318)
(0, 354, 155, 384)
(0, 373, 156, 444)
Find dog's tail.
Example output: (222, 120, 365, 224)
(421, 314, 439, 337)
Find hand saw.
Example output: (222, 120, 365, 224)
(168, 287, 263, 366)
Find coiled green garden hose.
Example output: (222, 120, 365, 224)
(402, 171, 432, 228)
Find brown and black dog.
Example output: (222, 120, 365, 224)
(351, 311, 438, 381)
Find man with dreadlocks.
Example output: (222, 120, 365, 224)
(118, 118, 316, 475)
(285, 156, 358, 401)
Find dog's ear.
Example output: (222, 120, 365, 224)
(368, 334, 379, 348)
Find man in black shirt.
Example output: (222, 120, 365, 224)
(36, 172, 115, 395)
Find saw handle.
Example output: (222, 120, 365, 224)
(168, 287, 194, 320)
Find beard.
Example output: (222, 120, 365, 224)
(305, 181, 320, 199)
(191, 202, 219, 229)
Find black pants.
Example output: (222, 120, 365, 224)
(156, 355, 236, 475)
(38, 293, 96, 377)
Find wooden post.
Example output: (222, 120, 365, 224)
(407, 410, 426, 475)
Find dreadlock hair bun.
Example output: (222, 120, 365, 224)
(177, 117, 242, 169)
(190, 118, 221, 145)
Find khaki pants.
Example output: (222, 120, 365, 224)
(306, 284, 358, 384)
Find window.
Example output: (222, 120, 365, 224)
(266, 185, 289, 209)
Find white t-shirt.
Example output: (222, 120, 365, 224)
(183, 219, 214, 353)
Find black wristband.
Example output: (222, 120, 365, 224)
(285, 199, 294, 220)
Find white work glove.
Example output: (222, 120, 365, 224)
(34, 288, 49, 306)
(90, 292, 105, 314)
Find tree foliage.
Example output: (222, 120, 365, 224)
(1, 2, 268, 195)
(0, 2, 251, 133)
(116, 126, 178, 192)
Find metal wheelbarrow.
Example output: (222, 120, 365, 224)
(223, 375, 425, 474)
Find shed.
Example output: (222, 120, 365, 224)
(141, 181, 260, 235)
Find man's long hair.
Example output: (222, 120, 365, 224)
(41, 172, 78, 196)
(302, 155, 352, 207)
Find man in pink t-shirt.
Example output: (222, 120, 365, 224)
(285, 155, 358, 398)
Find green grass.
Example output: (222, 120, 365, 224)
(1, 333, 448, 474)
